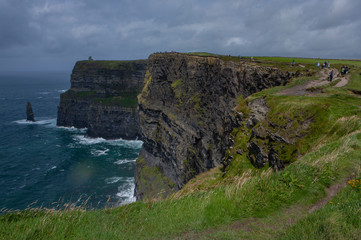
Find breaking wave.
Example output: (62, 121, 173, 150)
(73, 135, 143, 149)
(114, 158, 137, 165)
(91, 148, 110, 157)
(105, 177, 123, 184)
(13, 118, 56, 127)
(116, 177, 136, 204)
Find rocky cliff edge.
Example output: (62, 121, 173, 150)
(135, 53, 297, 200)
(57, 60, 146, 139)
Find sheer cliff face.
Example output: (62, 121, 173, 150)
(70, 61, 146, 93)
(57, 60, 146, 139)
(135, 53, 294, 200)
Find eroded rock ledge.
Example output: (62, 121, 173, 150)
(134, 53, 296, 200)
(57, 60, 146, 139)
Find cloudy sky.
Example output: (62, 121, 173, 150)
(1, 0, 360, 71)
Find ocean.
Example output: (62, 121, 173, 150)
(0, 71, 142, 211)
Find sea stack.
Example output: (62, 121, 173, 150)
(26, 101, 35, 122)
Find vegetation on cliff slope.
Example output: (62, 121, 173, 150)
(75, 60, 146, 71)
(1, 57, 361, 240)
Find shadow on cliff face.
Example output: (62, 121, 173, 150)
(57, 60, 147, 140)
(135, 53, 298, 200)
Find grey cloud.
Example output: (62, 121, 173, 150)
(0, 0, 360, 71)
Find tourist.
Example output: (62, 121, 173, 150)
(329, 70, 334, 82)
(341, 66, 345, 75)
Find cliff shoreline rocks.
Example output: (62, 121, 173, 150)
(57, 53, 299, 201)
(26, 101, 35, 122)
(134, 53, 297, 200)
(57, 59, 146, 140)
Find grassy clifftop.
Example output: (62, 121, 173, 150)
(74, 59, 147, 71)
(2, 56, 361, 240)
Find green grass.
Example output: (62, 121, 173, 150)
(278, 176, 361, 240)
(255, 56, 361, 67)
(75, 60, 146, 71)
(94, 92, 139, 108)
(2, 58, 361, 240)
(76, 90, 97, 98)
(1, 127, 360, 239)
(345, 69, 361, 92)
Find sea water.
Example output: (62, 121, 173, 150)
(0, 71, 142, 210)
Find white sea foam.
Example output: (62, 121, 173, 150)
(57, 89, 68, 93)
(116, 177, 136, 204)
(73, 135, 143, 149)
(105, 177, 122, 184)
(57, 126, 87, 133)
(49, 166, 57, 171)
(91, 148, 109, 157)
(114, 158, 137, 165)
(14, 118, 56, 127)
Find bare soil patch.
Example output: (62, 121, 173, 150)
(277, 68, 349, 96)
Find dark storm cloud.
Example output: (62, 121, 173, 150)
(0, 1, 40, 49)
(0, 0, 360, 71)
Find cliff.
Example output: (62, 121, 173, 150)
(57, 60, 146, 139)
(135, 53, 297, 200)
(6, 56, 360, 239)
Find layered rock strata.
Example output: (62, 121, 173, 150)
(57, 60, 146, 139)
(135, 53, 296, 200)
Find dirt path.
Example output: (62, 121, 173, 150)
(175, 178, 350, 240)
(308, 181, 347, 213)
(277, 68, 349, 96)
(334, 74, 349, 87)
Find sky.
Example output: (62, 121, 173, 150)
(1, 0, 360, 71)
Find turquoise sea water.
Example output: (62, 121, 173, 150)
(0, 72, 142, 210)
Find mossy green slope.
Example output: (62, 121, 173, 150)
(1, 57, 361, 240)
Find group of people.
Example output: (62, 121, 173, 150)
(329, 65, 350, 81)
(322, 61, 330, 69)
(315, 61, 331, 68)
(340, 65, 349, 75)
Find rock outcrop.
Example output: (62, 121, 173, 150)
(135, 53, 296, 200)
(57, 54, 305, 201)
(26, 101, 35, 122)
(57, 60, 146, 139)
(244, 97, 312, 170)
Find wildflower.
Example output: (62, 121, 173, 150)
(348, 179, 360, 187)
